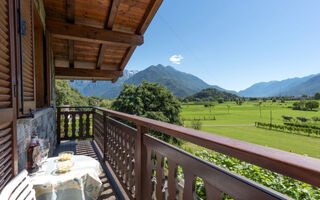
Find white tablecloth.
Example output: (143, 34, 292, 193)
(31, 155, 103, 200)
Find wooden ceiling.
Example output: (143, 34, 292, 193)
(44, 0, 163, 81)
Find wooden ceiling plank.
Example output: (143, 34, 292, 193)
(47, 19, 144, 46)
(55, 67, 122, 79)
(96, 0, 121, 69)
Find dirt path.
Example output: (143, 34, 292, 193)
(186, 124, 255, 127)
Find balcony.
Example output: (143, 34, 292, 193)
(55, 106, 320, 199)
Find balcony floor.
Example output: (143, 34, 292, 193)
(54, 140, 121, 200)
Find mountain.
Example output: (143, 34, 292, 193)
(69, 64, 236, 98)
(69, 70, 138, 98)
(122, 65, 209, 97)
(117, 64, 237, 97)
(185, 88, 239, 101)
(238, 74, 319, 97)
(282, 74, 320, 96)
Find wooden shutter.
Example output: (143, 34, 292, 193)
(0, 0, 18, 190)
(20, 0, 35, 114)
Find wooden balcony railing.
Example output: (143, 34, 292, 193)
(56, 106, 320, 200)
(56, 107, 94, 143)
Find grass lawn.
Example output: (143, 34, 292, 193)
(181, 100, 320, 158)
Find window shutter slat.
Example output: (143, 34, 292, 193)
(0, 0, 17, 191)
(21, 0, 35, 114)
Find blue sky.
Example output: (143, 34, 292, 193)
(126, 0, 320, 91)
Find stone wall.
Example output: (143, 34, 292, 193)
(16, 107, 56, 172)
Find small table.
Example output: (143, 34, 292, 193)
(31, 155, 103, 200)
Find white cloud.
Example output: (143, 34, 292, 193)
(169, 54, 184, 65)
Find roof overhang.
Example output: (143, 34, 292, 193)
(44, 0, 163, 81)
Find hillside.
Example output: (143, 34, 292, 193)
(185, 88, 239, 101)
(238, 74, 319, 97)
(69, 70, 138, 98)
(283, 74, 320, 96)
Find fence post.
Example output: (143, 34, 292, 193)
(57, 107, 61, 145)
(135, 125, 149, 199)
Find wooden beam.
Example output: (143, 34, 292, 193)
(47, 19, 144, 46)
(68, 40, 74, 68)
(137, 0, 163, 35)
(107, 0, 120, 29)
(112, 46, 136, 82)
(54, 59, 120, 70)
(55, 67, 122, 79)
(96, 0, 120, 69)
(112, 0, 163, 81)
(96, 44, 107, 69)
(120, 46, 136, 71)
(66, 0, 75, 23)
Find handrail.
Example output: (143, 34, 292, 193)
(93, 106, 320, 188)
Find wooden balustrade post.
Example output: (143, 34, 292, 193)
(92, 108, 96, 140)
(57, 107, 61, 145)
(103, 111, 107, 161)
(134, 125, 148, 200)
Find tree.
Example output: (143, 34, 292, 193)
(55, 80, 88, 106)
(305, 100, 319, 111)
(314, 92, 320, 100)
(112, 82, 182, 143)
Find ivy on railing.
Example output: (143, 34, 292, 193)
(194, 150, 320, 200)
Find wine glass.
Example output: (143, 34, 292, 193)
(40, 140, 50, 162)
(32, 146, 42, 172)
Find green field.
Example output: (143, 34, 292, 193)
(181, 100, 320, 158)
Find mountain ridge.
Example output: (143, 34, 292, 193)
(69, 65, 320, 98)
(238, 73, 320, 97)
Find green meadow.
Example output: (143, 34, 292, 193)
(181, 100, 320, 158)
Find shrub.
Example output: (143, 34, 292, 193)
(312, 116, 320, 122)
(296, 117, 310, 122)
(191, 119, 202, 130)
(282, 115, 293, 121)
